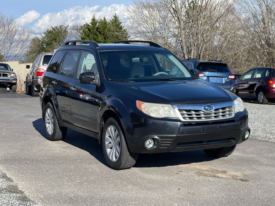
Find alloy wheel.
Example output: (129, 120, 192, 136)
(45, 108, 54, 135)
(105, 125, 121, 162)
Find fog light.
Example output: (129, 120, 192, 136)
(145, 139, 154, 149)
(245, 131, 250, 139)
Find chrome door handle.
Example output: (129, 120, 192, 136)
(52, 81, 57, 85)
(70, 86, 76, 91)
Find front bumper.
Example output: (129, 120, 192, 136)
(0, 77, 17, 84)
(127, 110, 249, 153)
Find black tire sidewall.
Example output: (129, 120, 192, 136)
(43, 103, 58, 140)
(102, 117, 128, 169)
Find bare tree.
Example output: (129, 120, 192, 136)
(0, 13, 31, 61)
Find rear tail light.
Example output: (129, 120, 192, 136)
(199, 73, 205, 77)
(268, 80, 275, 88)
(36, 68, 45, 76)
(228, 74, 236, 80)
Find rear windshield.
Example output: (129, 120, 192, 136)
(197, 63, 231, 73)
(42, 55, 53, 66)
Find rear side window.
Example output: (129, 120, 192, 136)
(42, 55, 53, 66)
(197, 63, 231, 73)
(253, 68, 265, 78)
(271, 69, 275, 77)
(60, 50, 81, 78)
(47, 50, 66, 73)
(265, 69, 271, 77)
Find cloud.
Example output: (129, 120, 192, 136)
(16, 10, 40, 26)
(30, 4, 128, 34)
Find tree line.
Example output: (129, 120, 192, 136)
(1, 0, 275, 74)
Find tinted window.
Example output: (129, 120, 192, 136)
(265, 69, 271, 77)
(0, 63, 10, 70)
(197, 63, 231, 73)
(42, 55, 53, 66)
(47, 50, 66, 73)
(271, 69, 275, 77)
(242, 69, 254, 80)
(100, 51, 191, 81)
(77, 52, 98, 79)
(60, 50, 80, 78)
(253, 68, 265, 78)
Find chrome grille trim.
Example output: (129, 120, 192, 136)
(173, 101, 235, 121)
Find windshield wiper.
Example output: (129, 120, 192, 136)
(150, 78, 179, 82)
(109, 80, 135, 83)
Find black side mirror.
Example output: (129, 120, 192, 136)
(79, 72, 96, 84)
(190, 69, 199, 79)
(11, 68, 13, 71)
(26, 65, 30, 69)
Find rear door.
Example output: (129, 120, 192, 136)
(55, 50, 81, 124)
(196, 62, 232, 85)
(69, 50, 102, 132)
(236, 69, 255, 97)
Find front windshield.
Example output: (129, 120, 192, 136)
(0, 63, 11, 71)
(100, 51, 192, 82)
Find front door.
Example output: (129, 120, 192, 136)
(236, 69, 255, 97)
(70, 51, 102, 132)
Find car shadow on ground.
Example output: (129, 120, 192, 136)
(242, 98, 275, 105)
(32, 118, 215, 168)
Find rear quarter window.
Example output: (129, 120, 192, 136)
(47, 50, 66, 73)
(42, 55, 53, 66)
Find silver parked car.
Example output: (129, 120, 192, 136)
(26, 52, 53, 96)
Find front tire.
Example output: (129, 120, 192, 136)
(10, 84, 17, 92)
(43, 102, 67, 141)
(204, 145, 236, 158)
(257, 90, 268, 104)
(102, 117, 138, 170)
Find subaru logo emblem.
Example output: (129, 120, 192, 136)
(202, 105, 214, 112)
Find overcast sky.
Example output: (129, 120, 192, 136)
(1, 0, 131, 34)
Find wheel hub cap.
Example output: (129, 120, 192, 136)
(105, 125, 121, 162)
(258, 92, 264, 103)
(45, 108, 54, 135)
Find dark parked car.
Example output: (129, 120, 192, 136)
(0, 63, 17, 92)
(182, 59, 238, 93)
(26, 52, 53, 96)
(236, 67, 275, 104)
(40, 40, 250, 170)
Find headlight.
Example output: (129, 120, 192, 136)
(234, 97, 245, 113)
(10, 73, 16, 78)
(136, 100, 178, 118)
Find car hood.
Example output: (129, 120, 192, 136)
(111, 80, 236, 104)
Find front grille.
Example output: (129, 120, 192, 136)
(0, 73, 9, 77)
(178, 106, 234, 121)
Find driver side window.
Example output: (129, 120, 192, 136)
(242, 69, 255, 80)
(77, 52, 98, 80)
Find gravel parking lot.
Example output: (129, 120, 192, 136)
(0, 91, 274, 205)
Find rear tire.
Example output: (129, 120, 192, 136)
(25, 81, 31, 95)
(204, 145, 236, 158)
(102, 117, 138, 170)
(31, 83, 39, 96)
(257, 90, 268, 104)
(43, 102, 67, 141)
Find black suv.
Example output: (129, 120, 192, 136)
(182, 59, 238, 93)
(40, 40, 250, 170)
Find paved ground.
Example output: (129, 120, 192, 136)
(0, 92, 275, 206)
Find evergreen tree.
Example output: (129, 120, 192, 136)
(40, 25, 69, 52)
(108, 14, 129, 42)
(81, 16, 101, 42)
(22, 37, 42, 63)
(0, 53, 5, 62)
(98, 17, 110, 43)
(80, 14, 129, 43)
